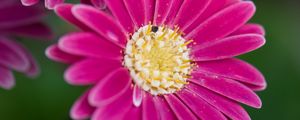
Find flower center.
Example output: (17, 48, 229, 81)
(124, 24, 193, 95)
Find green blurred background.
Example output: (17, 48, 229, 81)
(1, 0, 300, 119)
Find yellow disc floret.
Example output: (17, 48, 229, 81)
(124, 24, 193, 95)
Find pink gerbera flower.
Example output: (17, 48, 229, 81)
(47, 0, 266, 119)
(21, 0, 106, 9)
(0, 0, 52, 89)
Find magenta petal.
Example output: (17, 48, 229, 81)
(65, 58, 121, 85)
(91, 88, 133, 120)
(195, 58, 266, 88)
(58, 32, 122, 59)
(123, 105, 142, 120)
(177, 89, 227, 120)
(144, 0, 155, 23)
(164, 0, 184, 26)
(153, 0, 173, 25)
(0, 37, 29, 72)
(142, 93, 160, 120)
(173, 0, 210, 30)
(184, 0, 239, 34)
(164, 94, 198, 120)
(186, 1, 255, 45)
(231, 23, 266, 35)
(45, 0, 64, 9)
(90, 0, 106, 9)
(103, 0, 135, 33)
(70, 90, 95, 120)
(89, 68, 131, 106)
(0, 65, 15, 90)
(190, 72, 262, 108)
(55, 4, 92, 31)
(153, 96, 177, 120)
(16, 44, 40, 77)
(72, 5, 127, 47)
(46, 44, 81, 64)
(124, 0, 146, 27)
(187, 83, 251, 120)
(191, 34, 265, 61)
(133, 84, 143, 107)
(21, 0, 39, 6)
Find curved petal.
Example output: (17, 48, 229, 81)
(187, 83, 251, 120)
(64, 58, 122, 85)
(186, 1, 255, 45)
(55, 4, 92, 31)
(91, 87, 133, 120)
(72, 5, 127, 47)
(89, 68, 131, 106)
(195, 58, 266, 88)
(153, 96, 177, 120)
(124, 0, 146, 27)
(190, 72, 262, 108)
(70, 89, 95, 120)
(142, 93, 160, 120)
(184, 0, 240, 34)
(164, 0, 184, 26)
(58, 32, 122, 59)
(191, 34, 265, 61)
(173, 0, 210, 30)
(144, 0, 155, 23)
(0, 37, 29, 72)
(177, 89, 227, 120)
(123, 105, 142, 120)
(46, 44, 82, 64)
(164, 94, 198, 120)
(45, 0, 64, 9)
(0, 65, 15, 90)
(21, 0, 39, 6)
(104, 0, 135, 33)
(231, 23, 265, 36)
(153, 0, 173, 25)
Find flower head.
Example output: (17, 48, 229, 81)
(0, 0, 52, 90)
(47, 0, 266, 119)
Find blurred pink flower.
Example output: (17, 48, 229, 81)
(47, 0, 266, 120)
(0, 0, 52, 89)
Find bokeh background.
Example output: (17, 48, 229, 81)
(1, 0, 300, 119)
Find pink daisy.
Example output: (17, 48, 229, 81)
(0, 0, 52, 89)
(47, 0, 266, 119)
(20, 0, 106, 9)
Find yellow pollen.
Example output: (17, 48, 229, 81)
(124, 24, 193, 95)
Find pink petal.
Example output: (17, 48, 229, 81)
(90, 0, 106, 9)
(133, 84, 143, 107)
(190, 72, 262, 108)
(164, 94, 198, 120)
(0, 37, 29, 72)
(70, 89, 95, 120)
(0, 65, 15, 90)
(191, 34, 266, 61)
(58, 32, 122, 59)
(231, 23, 266, 36)
(177, 89, 227, 120)
(91, 87, 133, 120)
(173, 0, 210, 30)
(244, 83, 267, 91)
(187, 83, 251, 120)
(153, 0, 173, 25)
(124, 0, 146, 27)
(153, 96, 177, 120)
(65, 58, 122, 85)
(123, 105, 142, 120)
(45, 0, 64, 9)
(89, 68, 131, 106)
(20, 0, 39, 6)
(0, 22, 53, 40)
(103, 0, 135, 33)
(195, 58, 266, 88)
(55, 4, 92, 31)
(144, 0, 155, 23)
(186, 1, 255, 45)
(46, 44, 82, 64)
(164, 0, 184, 26)
(72, 5, 127, 47)
(142, 93, 160, 120)
(184, 0, 240, 33)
